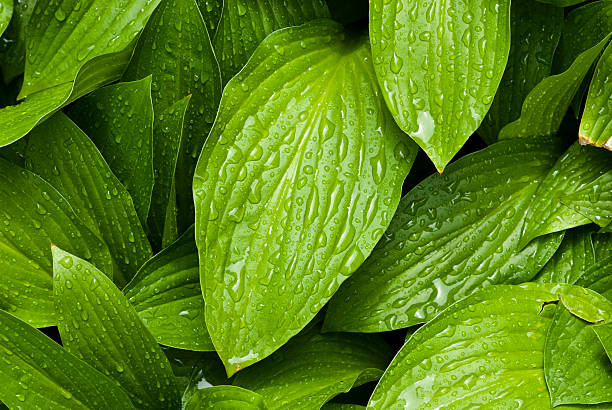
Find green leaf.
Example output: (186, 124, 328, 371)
(147, 96, 191, 249)
(185, 385, 267, 410)
(195, 0, 222, 33)
(579, 43, 612, 149)
(499, 34, 611, 139)
(0, 158, 112, 326)
(66, 77, 155, 226)
(0, 41, 135, 148)
(536, 0, 588, 5)
(324, 138, 563, 333)
(233, 324, 392, 410)
(26, 112, 152, 288)
(123, 226, 214, 351)
(213, 0, 330, 83)
(0, 0, 12, 37)
(52, 246, 180, 409)
(162, 347, 227, 399)
(368, 284, 560, 409)
(123, 0, 221, 234)
(478, 1, 563, 144)
(370, 0, 511, 171)
(322, 405, 365, 410)
(535, 226, 596, 284)
(19, 0, 162, 98)
(560, 170, 612, 230)
(0, 0, 35, 83)
(592, 323, 612, 362)
(193, 20, 417, 375)
(0, 310, 134, 409)
(518, 143, 611, 247)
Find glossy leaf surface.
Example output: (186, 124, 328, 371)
(26, 113, 152, 288)
(185, 385, 267, 410)
(233, 325, 392, 410)
(580, 42, 612, 149)
(369, 0, 511, 170)
(593, 323, 612, 362)
(66, 77, 155, 225)
(324, 139, 563, 332)
(0, 310, 134, 409)
(123, 226, 213, 351)
(196, 0, 222, 33)
(194, 20, 417, 374)
(561, 170, 612, 230)
(53, 246, 180, 409)
(0, 158, 112, 326)
(0, 0, 12, 37)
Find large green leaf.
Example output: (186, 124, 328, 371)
(499, 35, 611, 139)
(233, 324, 392, 410)
(19, 0, 161, 98)
(367, 284, 560, 409)
(370, 0, 511, 171)
(213, 0, 330, 83)
(0, 0, 35, 83)
(579, 42, 612, 149)
(544, 258, 612, 406)
(193, 20, 417, 375)
(195, 0, 222, 33)
(593, 323, 612, 362)
(518, 143, 611, 247)
(123, 0, 221, 234)
(0, 0, 11, 37)
(324, 139, 563, 333)
(52, 246, 180, 409)
(66, 78, 155, 225)
(0, 310, 134, 409)
(123, 226, 214, 351)
(0, 158, 112, 326)
(478, 1, 563, 144)
(26, 112, 152, 288)
(561, 171, 612, 230)
(185, 385, 267, 409)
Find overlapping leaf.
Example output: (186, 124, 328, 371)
(580, 42, 612, 149)
(0, 0, 12, 37)
(369, 0, 511, 170)
(185, 385, 267, 409)
(26, 112, 152, 287)
(561, 170, 612, 230)
(0, 0, 35, 83)
(324, 139, 563, 333)
(213, 0, 330, 83)
(123, 226, 214, 351)
(233, 325, 392, 410)
(194, 19, 417, 374)
(67, 78, 155, 225)
(195, 0, 222, 33)
(53, 246, 180, 409)
(478, 1, 562, 143)
(0, 310, 134, 409)
(0, 158, 112, 326)
(593, 323, 612, 362)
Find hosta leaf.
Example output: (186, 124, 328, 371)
(579, 42, 612, 149)
(0, 158, 112, 326)
(19, 0, 161, 98)
(213, 0, 330, 83)
(370, 0, 511, 171)
(0, 0, 12, 37)
(185, 385, 267, 410)
(545, 259, 612, 406)
(0, 310, 134, 409)
(123, 226, 213, 351)
(561, 171, 612, 230)
(593, 323, 612, 362)
(193, 20, 417, 375)
(498, 34, 611, 139)
(367, 284, 560, 409)
(26, 113, 152, 288)
(0, 0, 35, 83)
(162, 347, 227, 400)
(535, 226, 596, 284)
(478, 1, 562, 144)
(233, 324, 392, 410)
(123, 0, 221, 234)
(324, 139, 563, 333)
(195, 0, 222, 33)
(66, 77, 155, 225)
(518, 143, 611, 247)
(52, 246, 180, 409)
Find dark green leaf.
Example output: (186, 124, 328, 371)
(162, 347, 227, 399)
(233, 324, 392, 410)
(536, 0, 587, 6)
(324, 139, 563, 333)
(195, 0, 222, 33)
(193, 20, 417, 374)
(124, 226, 214, 351)
(0, 309, 134, 409)
(322, 405, 365, 410)
(185, 385, 267, 409)
(370, 0, 511, 171)
(0, 0, 35, 83)
(0, 158, 112, 326)
(26, 112, 152, 288)
(52, 246, 180, 409)
(478, 1, 563, 144)
(66, 77, 155, 225)
(213, 0, 330, 83)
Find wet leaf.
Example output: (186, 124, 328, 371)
(195, 0, 222, 34)
(52, 246, 180, 409)
(184, 385, 267, 409)
(560, 170, 612, 230)
(0, 0, 12, 37)
(194, 20, 417, 375)
(0, 0, 35, 83)
(592, 323, 612, 362)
